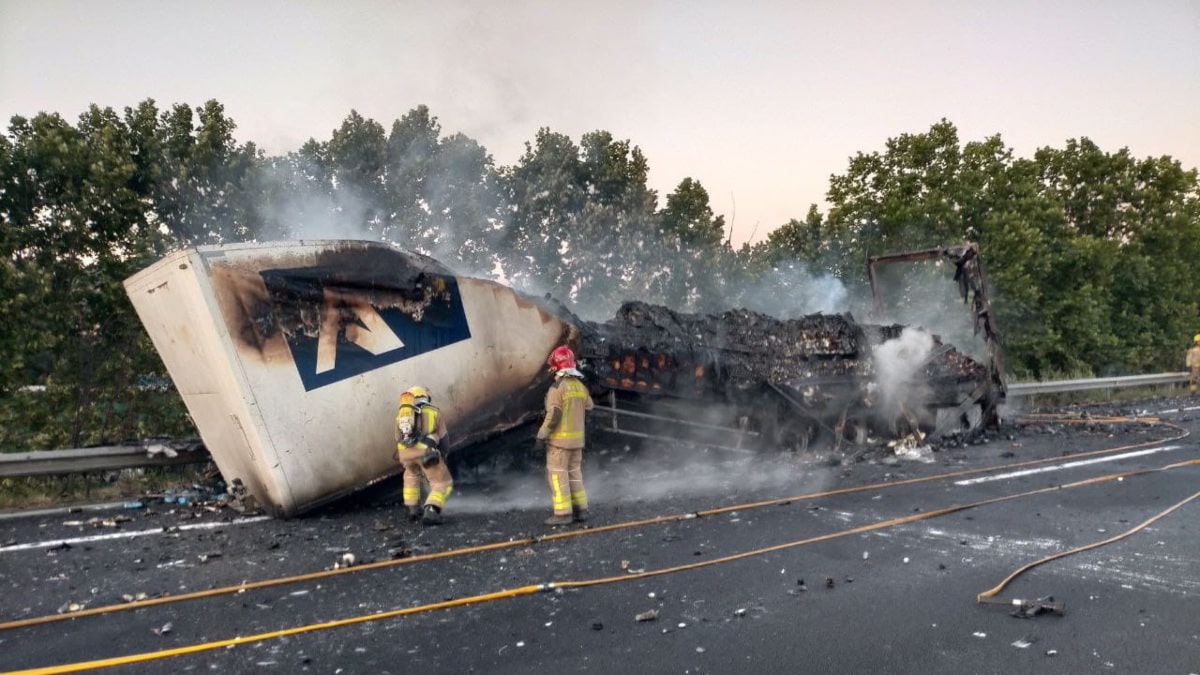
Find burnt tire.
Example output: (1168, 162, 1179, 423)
(776, 417, 819, 453)
(840, 417, 869, 445)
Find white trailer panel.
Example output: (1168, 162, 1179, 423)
(125, 241, 574, 516)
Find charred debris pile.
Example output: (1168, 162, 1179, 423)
(576, 301, 1001, 452)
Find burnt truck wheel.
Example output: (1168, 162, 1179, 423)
(776, 417, 819, 453)
(932, 404, 985, 438)
(839, 417, 869, 445)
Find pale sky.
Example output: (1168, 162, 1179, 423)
(2, 0, 1198, 246)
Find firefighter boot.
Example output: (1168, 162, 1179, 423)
(544, 514, 573, 526)
(421, 504, 443, 526)
(406, 505, 421, 523)
(572, 508, 589, 523)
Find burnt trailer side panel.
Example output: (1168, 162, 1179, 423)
(125, 241, 575, 516)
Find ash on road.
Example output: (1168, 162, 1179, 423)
(2, 397, 1198, 675)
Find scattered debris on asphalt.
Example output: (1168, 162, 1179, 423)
(1011, 635, 1037, 649)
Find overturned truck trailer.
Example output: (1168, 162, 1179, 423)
(124, 241, 581, 517)
(125, 240, 1005, 516)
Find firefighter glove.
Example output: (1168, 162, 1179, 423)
(534, 437, 548, 452)
(420, 448, 442, 467)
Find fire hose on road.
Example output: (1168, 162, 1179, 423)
(3, 414, 1197, 674)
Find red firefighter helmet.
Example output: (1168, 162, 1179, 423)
(547, 345, 576, 371)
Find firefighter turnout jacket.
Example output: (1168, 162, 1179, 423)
(537, 373, 594, 448)
(395, 401, 452, 513)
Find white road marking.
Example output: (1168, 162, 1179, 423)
(0, 515, 271, 553)
(953, 446, 1183, 485)
(923, 528, 1062, 554)
(1155, 405, 1200, 414)
(1075, 555, 1200, 596)
(915, 531, 1196, 595)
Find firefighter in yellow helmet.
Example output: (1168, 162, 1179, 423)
(1186, 335, 1200, 395)
(395, 385, 452, 525)
(535, 345, 595, 526)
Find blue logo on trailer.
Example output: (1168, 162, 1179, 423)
(260, 269, 472, 391)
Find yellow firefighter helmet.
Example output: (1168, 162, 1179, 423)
(404, 385, 431, 405)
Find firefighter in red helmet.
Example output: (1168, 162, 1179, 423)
(535, 345, 595, 526)
(395, 385, 452, 525)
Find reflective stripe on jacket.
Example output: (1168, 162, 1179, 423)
(538, 376, 594, 449)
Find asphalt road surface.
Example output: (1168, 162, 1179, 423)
(2, 398, 1198, 675)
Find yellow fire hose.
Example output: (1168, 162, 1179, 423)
(2, 413, 1183, 633)
(976, 461, 1200, 610)
(9, 455, 1198, 675)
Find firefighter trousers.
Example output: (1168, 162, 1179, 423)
(545, 443, 587, 517)
(398, 446, 453, 510)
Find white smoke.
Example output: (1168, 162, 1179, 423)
(450, 444, 837, 516)
(871, 327, 935, 429)
(869, 261, 986, 361)
(731, 260, 849, 318)
(254, 157, 377, 243)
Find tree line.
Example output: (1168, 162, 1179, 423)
(2, 101, 1198, 450)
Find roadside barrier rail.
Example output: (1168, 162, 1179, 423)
(0, 441, 207, 479)
(1006, 372, 1188, 396)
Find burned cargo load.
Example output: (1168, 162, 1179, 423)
(578, 301, 1001, 452)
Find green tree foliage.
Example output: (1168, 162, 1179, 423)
(731, 205, 849, 318)
(1030, 142, 1200, 374)
(0, 100, 257, 450)
(651, 178, 729, 312)
(252, 139, 338, 241)
(264, 106, 503, 274)
(378, 107, 503, 274)
(498, 128, 588, 296)
(327, 110, 390, 237)
(571, 131, 660, 314)
(424, 132, 502, 274)
(151, 101, 263, 244)
(822, 120, 1200, 379)
(827, 120, 968, 266)
(752, 205, 828, 269)
(385, 107, 439, 244)
(498, 129, 669, 315)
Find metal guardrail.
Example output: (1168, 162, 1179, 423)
(0, 373, 1190, 478)
(0, 441, 208, 478)
(1006, 372, 1188, 396)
